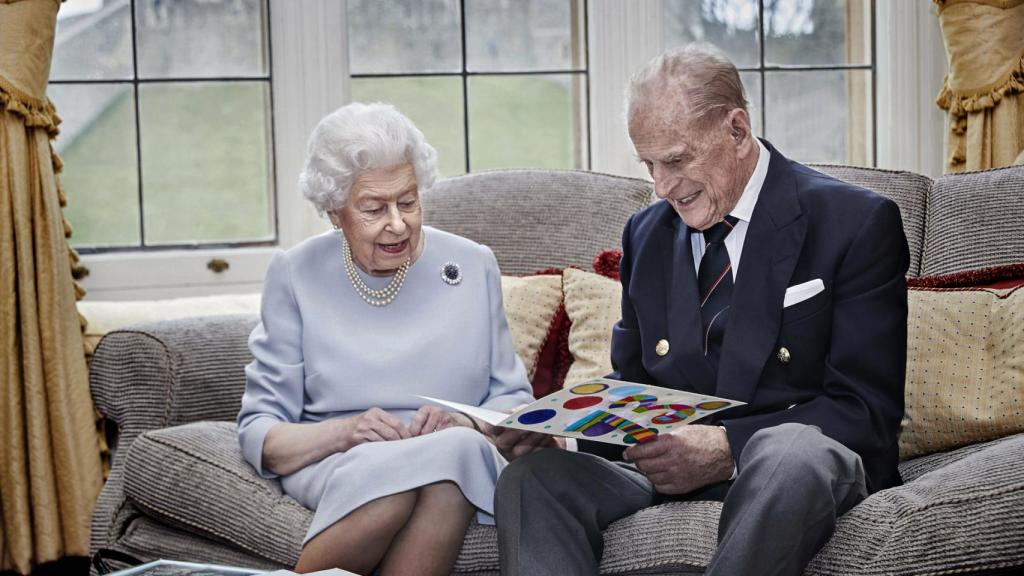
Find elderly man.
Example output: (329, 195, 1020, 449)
(493, 45, 908, 576)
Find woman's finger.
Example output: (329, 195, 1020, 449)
(409, 409, 428, 436)
(369, 419, 403, 442)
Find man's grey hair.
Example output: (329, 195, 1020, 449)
(625, 44, 749, 128)
(299, 102, 438, 216)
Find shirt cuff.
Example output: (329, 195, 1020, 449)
(564, 437, 579, 452)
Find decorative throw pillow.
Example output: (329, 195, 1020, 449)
(907, 262, 1024, 290)
(561, 267, 622, 387)
(500, 274, 565, 382)
(900, 285, 1024, 459)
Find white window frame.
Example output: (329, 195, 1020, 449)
(80, 0, 946, 300)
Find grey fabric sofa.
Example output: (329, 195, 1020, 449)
(88, 166, 1024, 575)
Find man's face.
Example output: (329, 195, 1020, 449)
(629, 104, 749, 231)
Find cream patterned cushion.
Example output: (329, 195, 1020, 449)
(562, 268, 621, 386)
(900, 286, 1024, 459)
(500, 274, 564, 379)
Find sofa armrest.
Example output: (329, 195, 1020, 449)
(809, 432, 1024, 575)
(90, 314, 259, 457)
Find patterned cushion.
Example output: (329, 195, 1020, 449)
(423, 170, 652, 275)
(900, 285, 1024, 458)
(809, 164, 931, 277)
(500, 274, 564, 381)
(561, 268, 621, 387)
(921, 165, 1024, 276)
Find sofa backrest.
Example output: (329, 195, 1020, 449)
(809, 164, 932, 277)
(921, 165, 1024, 276)
(422, 169, 652, 274)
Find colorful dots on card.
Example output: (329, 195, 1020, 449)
(563, 396, 603, 410)
(570, 382, 609, 395)
(607, 384, 647, 398)
(697, 401, 731, 410)
(517, 409, 557, 425)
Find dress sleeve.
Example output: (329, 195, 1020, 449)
(478, 245, 536, 411)
(237, 250, 306, 479)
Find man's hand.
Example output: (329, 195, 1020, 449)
(624, 425, 734, 495)
(492, 428, 565, 461)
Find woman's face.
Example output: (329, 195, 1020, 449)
(330, 163, 424, 276)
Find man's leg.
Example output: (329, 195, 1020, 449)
(495, 448, 657, 576)
(707, 423, 868, 576)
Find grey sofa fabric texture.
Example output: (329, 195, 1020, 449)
(921, 165, 1024, 275)
(89, 168, 1024, 575)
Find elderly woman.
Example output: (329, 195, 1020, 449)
(237, 103, 534, 575)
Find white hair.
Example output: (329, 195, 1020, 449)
(625, 44, 749, 128)
(298, 102, 438, 216)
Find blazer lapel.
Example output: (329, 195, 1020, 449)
(658, 213, 717, 394)
(716, 142, 806, 403)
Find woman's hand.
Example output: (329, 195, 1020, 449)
(340, 407, 411, 449)
(409, 405, 459, 436)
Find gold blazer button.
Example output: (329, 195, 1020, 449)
(777, 347, 791, 364)
(655, 339, 670, 356)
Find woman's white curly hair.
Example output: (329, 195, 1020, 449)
(298, 102, 438, 216)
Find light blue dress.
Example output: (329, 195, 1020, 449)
(237, 226, 534, 544)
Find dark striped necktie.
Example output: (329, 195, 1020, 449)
(697, 215, 739, 375)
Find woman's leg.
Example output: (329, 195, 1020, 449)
(379, 481, 475, 576)
(295, 490, 418, 574)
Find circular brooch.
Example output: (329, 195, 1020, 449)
(441, 262, 462, 285)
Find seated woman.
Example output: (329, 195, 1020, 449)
(237, 102, 534, 575)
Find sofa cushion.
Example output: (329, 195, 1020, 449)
(423, 170, 652, 275)
(921, 165, 1024, 276)
(500, 274, 564, 382)
(809, 164, 931, 277)
(561, 268, 621, 387)
(900, 285, 1024, 459)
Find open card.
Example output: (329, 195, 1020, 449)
(419, 378, 744, 446)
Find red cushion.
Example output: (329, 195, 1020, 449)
(907, 263, 1024, 290)
(525, 268, 573, 398)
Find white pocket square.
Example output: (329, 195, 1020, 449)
(784, 279, 825, 308)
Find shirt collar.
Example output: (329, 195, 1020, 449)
(729, 138, 770, 224)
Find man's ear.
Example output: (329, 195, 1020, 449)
(725, 108, 751, 145)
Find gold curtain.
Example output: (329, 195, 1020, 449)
(0, 0, 103, 574)
(936, 0, 1024, 172)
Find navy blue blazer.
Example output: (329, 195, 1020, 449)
(585, 141, 909, 493)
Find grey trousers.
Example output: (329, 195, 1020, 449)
(494, 423, 867, 576)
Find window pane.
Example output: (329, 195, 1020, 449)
(739, 71, 762, 137)
(50, 84, 140, 247)
(663, 0, 759, 68)
(468, 74, 586, 171)
(51, 0, 133, 80)
(135, 0, 268, 79)
(348, 0, 461, 75)
(139, 82, 273, 244)
(764, 70, 872, 165)
(466, 0, 582, 72)
(764, 0, 871, 66)
(351, 77, 466, 177)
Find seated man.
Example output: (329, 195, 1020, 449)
(493, 44, 909, 576)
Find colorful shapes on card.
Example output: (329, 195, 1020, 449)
(564, 410, 658, 444)
(563, 396, 603, 410)
(632, 403, 696, 424)
(607, 384, 647, 398)
(696, 401, 732, 410)
(517, 409, 557, 425)
(570, 382, 609, 395)
(609, 394, 659, 409)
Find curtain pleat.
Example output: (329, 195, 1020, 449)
(936, 0, 1024, 172)
(0, 1, 103, 574)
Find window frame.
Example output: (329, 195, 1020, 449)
(76, 0, 944, 300)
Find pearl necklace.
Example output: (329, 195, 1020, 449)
(341, 236, 410, 307)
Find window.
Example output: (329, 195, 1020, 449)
(49, 0, 275, 252)
(663, 0, 874, 165)
(347, 0, 589, 176)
